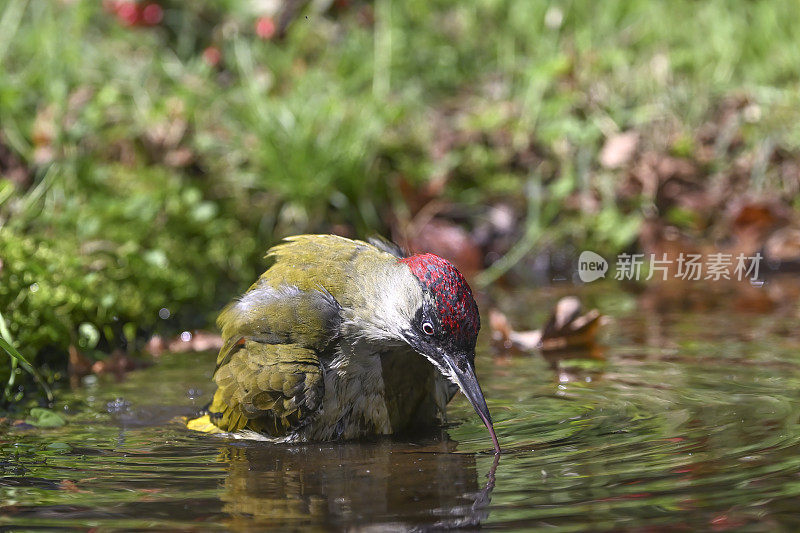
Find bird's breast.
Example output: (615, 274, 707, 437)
(299, 342, 448, 441)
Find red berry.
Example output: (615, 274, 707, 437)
(255, 16, 276, 39)
(141, 3, 163, 26)
(203, 46, 222, 67)
(116, 1, 139, 26)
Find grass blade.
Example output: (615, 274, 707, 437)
(0, 0, 27, 63)
(0, 336, 53, 403)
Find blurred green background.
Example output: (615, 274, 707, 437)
(2, 0, 800, 403)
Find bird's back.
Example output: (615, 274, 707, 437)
(255, 234, 399, 305)
(194, 235, 450, 441)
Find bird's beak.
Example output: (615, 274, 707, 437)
(444, 355, 501, 454)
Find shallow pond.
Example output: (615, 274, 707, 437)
(2, 283, 800, 530)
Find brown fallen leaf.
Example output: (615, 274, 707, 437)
(727, 199, 792, 257)
(489, 308, 544, 351)
(489, 296, 604, 355)
(32, 104, 57, 165)
(403, 217, 483, 279)
(144, 335, 167, 357)
(488, 308, 515, 349)
(68, 345, 93, 388)
(59, 480, 87, 493)
(92, 349, 148, 379)
(763, 226, 800, 270)
(541, 296, 582, 337)
(539, 296, 603, 352)
(163, 147, 194, 167)
(144, 330, 223, 356)
(166, 330, 223, 354)
(600, 131, 639, 169)
(396, 174, 449, 215)
(622, 150, 701, 210)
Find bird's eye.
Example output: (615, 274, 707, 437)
(422, 322, 435, 335)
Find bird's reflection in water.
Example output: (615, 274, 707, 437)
(216, 434, 498, 530)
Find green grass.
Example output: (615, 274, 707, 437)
(1, 0, 800, 402)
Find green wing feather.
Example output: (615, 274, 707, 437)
(215, 284, 341, 370)
(210, 340, 325, 435)
(205, 235, 400, 436)
(209, 286, 339, 435)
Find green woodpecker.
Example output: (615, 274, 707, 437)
(188, 234, 500, 453)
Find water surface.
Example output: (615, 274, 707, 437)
(3, 283, 800, 530)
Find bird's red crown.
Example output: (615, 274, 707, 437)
(400, 253, 480, 346)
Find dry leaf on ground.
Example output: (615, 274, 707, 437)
(490, 296, 604, 355)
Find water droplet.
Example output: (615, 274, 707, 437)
(158, 308, 170, 319)
(29, 282, 39, 293)
(180, 331, 192, 342)
(106, 397, 131, 414)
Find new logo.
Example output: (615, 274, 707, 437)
(578, 251, 608, 282)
